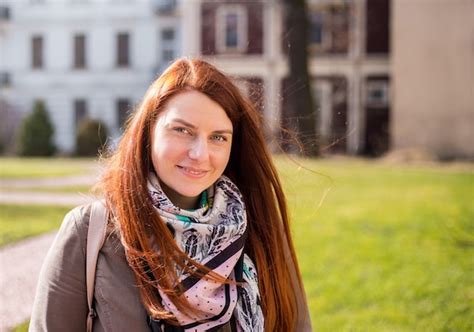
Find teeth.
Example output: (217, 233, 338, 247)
(181, 166, 205, 175)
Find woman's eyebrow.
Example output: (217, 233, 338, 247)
(213, 129, 233, 135)
(171, 118, 233, 134)
(170, 118, 196, 128)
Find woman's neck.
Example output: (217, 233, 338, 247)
(159, 181, 200, 210)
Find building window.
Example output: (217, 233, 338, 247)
(154, 0, 176, 14)
(31, 35, 43, 69)
(116, 98, 130, 130)
(216, 6, 247, 53)
(117, 32, 130, 67)
(73, 34, 86, 69)
(74, 99, 87, 128)
(225, 14, 238, 48)
(0, 6, 10, 20)
(365, 80, 389, 108)
(309, 12, 323, 45)
(161, 28, 176, 63)
(312, 81, 332, 140)
(308, 10, 330, 51)
(366, 0, 390, 54)
(161, 28, 174, 41)
(0, 72, 11, 87)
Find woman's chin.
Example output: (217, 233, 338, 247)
(172, 180, 215, 198)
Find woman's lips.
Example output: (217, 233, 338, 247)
(176, 165, 209, 178)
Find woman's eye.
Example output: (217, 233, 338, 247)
(211, 135, 228, 142)
(173, 127, 191, 135)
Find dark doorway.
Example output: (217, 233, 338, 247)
(364, 76, 390, 156)
(329, 77, 348, 153)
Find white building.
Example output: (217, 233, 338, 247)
(0, 0, 184, 153)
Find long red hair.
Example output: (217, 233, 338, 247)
(99, 58, 305, 331)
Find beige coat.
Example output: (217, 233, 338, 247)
(30, 204, 312, 332)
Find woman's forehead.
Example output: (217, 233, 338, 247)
(156, 91, 233, 131)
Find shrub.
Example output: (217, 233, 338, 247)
(17, 100, 56, 156)
(75, 119, 108, 156)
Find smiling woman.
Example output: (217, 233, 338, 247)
(30, 59, 312, 332)
(151, 91, 233, 209)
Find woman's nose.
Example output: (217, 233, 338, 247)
(188, 136, 209, 161)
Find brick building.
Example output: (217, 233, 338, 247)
(190, 0, 391, 156)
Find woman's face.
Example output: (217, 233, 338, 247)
(151, 90, 233, 209)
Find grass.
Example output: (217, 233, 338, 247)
(275, 157, 474, 331)
(11, 321, 29, 332)
(2, 185, 92, 193)
(0, 204, 71, 247)
(3, 157, 473, 331)
(0, 157, 96, 179)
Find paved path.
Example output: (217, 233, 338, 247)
(0, 174, 98, 331)
(0, 191, 95, 206)
(0, 232, 58, 331)
(0, 173, 98, 206)
(0, 174, 97, 189)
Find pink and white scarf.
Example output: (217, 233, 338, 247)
(147, 174, 264, 332)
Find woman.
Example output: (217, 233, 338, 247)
(30, 58, 312, 331)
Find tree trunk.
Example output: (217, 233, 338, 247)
(282, 0, 319, 156)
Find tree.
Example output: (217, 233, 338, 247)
(75, 119, 108, 156)
(17, 100, 56, 156)
(282, 0, 319, 156)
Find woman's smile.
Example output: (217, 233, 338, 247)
(176, 165, 209, 178)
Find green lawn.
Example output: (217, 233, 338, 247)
(275, 157, 473, 331)
(1, 185, 92, 193)
(2, 157, 473, 331)
(0, 204, 71, 247)
(0, 157, 95, 179)
(11, 321, 29, 332)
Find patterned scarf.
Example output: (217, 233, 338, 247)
(147, 173, 264, 332)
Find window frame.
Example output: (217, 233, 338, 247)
(307, 9, 331, 52)
(116, 32, 130, 68)
(116, 98, 130, 130)
(73, 33, 87, 69)
(215, 5, 248, 54)
(365, 80, 390, 108)
(31, 35, 44, 69)
(74, 98, 88, 129)
(160, 27, 176, 64)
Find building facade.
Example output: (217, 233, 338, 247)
(391, 0, 474, 159)
(0, 0, 182, 153)
(194, 0, 391, 156)
(2, 0, 470, 159)
(1, 0, 391, 156)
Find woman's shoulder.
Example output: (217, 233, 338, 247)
(62, 202, 93, 231)
(67, 202, 92, 220)
(46, 200, 113, 272)
(58, 201, 109, 244)
(50, 203, 92, 254)
(64, 200, 110, 228)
